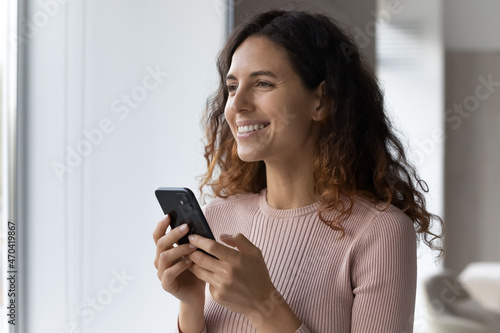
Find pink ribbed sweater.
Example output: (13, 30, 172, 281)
(179, 188, 417, 333)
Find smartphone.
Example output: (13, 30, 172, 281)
(155, 187, 216, 257)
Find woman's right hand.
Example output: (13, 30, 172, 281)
(153, 214, 206, 306)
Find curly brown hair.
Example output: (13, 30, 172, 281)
(198, 9, 444, 256)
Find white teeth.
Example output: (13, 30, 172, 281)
(237, 124, 266, 133)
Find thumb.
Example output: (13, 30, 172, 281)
(220, 233, 255, 253)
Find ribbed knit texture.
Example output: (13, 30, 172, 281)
(178, 188, 417, 333)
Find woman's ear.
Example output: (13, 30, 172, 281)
(311, 81, 328, 122)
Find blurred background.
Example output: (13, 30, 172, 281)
(1, 0, 499, 332)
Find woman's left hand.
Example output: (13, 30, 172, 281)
(186, 233, 277, 318)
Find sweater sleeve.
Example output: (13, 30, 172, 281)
(350, 212, 417, 333)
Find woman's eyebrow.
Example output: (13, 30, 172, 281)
(226, 70, 278, 81)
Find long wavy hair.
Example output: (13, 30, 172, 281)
(198, 9, 444, 256)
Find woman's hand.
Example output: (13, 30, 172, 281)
(153, 214, 205, 305)
(186, 233, 301, 332)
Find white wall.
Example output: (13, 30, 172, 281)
(21, 1, 225, 332)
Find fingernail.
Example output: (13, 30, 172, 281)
(220, 234, 231, 239)
(165, 213, 169, 219)
(179, 224, 188, 232)
(188, 243, 196, 249)
(184, 258, 192, 265)
(188, 234, 195, 242)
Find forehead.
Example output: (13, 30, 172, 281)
(228, 36, 294, 77)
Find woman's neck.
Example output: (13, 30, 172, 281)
(264, 154, 317, 210)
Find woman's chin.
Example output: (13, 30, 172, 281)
(237, 149, 264, 163)
(238, 155, 260, 163)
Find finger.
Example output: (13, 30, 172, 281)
(155, 225, 191, 268)
(188, 260, 216, 285)
(220, 233, 258, 255)
(161, 260, 193, 292)
(156, 223, 189, 257)
(188, 234, 234, 261)
(187, 248, 220, 273)
(153, 214, 171, 245)
(156, 242, 197, 273)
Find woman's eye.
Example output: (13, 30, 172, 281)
(256, 81, 274, 88)
(227, 85, 237, 93)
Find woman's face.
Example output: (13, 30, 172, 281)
(224, 36, 323, 165)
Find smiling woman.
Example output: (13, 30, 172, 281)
(153, 9, 444, 333)
(224, 36, 323, 170)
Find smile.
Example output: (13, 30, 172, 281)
(237, 123, 269, 134)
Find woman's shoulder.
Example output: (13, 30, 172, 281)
(354, 197, 413, 222)
(320, 195, 416, 244)
(201, 190, 261, 212)
(200, 191, 262, 233)
(351, 196, 416, 242)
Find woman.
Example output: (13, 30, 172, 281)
(153, 9, 443, 333)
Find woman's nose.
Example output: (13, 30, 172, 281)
(229, 86, 253, 113)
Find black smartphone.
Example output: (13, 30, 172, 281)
(155, 187, 216, 257)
